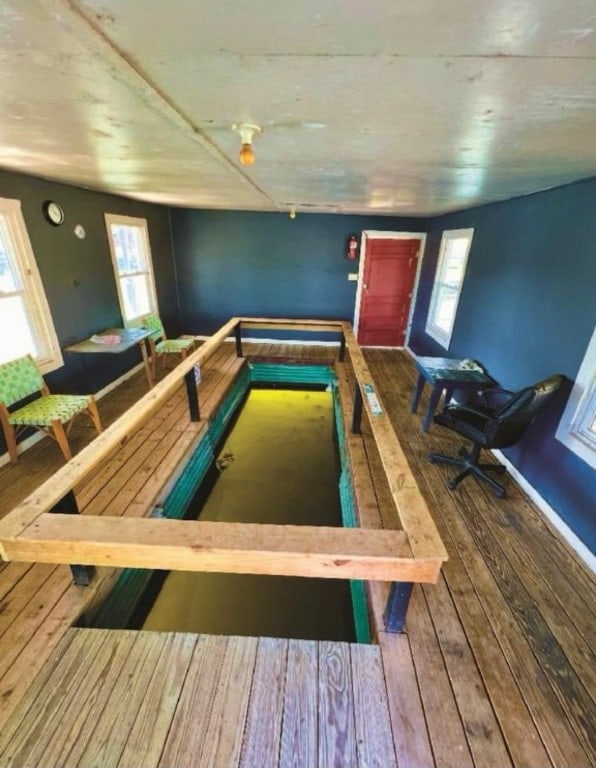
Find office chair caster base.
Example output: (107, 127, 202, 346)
(429, 448, 507, 498)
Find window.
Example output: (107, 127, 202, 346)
(0, 197, 63, 373)
(556, 326, 596, 469)
(425, 228, 474, 348)
(105, 214, 158, 325)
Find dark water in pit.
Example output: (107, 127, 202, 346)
(141, 389, 355, 641)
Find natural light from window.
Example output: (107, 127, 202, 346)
(556, 326, 596, 470)
(105, 214, 157, 325)
(0, 198, 62, 372)
(425, 228, 474, 348)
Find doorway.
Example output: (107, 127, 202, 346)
(354, 232, 425, 347)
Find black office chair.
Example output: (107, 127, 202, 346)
(428, 374, 564, 498)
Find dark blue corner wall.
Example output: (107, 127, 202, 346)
(409, 177, 596, 552)
(170, 209, 426, 333)
(0, 168, 178, 454)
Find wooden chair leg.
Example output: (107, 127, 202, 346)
(87, 396, 103, 435)
(0, 410, 19, 464)
(149, 339, 158, 383)
(51, 419, 72, 462)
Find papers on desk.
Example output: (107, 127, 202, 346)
(90, 334, 122, 345)
(459, 358, 485, 372)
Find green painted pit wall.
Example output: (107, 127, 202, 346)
(88, 362, 372, 642)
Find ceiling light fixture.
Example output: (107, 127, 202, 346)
(232, 123, 261, 166)
(289, 207, 296, 219)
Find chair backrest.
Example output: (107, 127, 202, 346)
(0, 355, 44, 408)
(143, 313, 166, 341)
(490, 374, 565, 447)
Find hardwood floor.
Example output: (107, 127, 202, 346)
(0, 344, 593, 767)
(0, 629, 398, 768)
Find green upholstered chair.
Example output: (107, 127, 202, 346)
(0, 355, 103, 463)
(143, 313, 195, 382)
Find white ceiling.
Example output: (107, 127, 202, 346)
(1, 0, 595, 215)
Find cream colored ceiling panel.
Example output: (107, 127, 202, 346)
(0, 1, 270, 209)
(78, 0, 596, 57)
(0, 0, 595, 214)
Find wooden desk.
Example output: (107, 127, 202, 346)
(410, 356, 494, 432)
(65, 328, 155, 388)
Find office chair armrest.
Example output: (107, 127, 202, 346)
(443, 403, 493, 420)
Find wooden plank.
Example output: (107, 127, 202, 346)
(407, 585, 475, 768)
(0, 630, 77, 751)
(340, 328, 447, 563)
(318, 641, 357, 768)
(0, 316, 239, 542)
(350, 643, 397, 768)
(0, 628, 117, 764)
(198, 635, 258, 768)
(280, 639, 318, 768)
(239, 318, 344, 334)
(117, 632, 198, 768)
(470, 482, 596, 654)
(378, 630, 435, 768)
(0, 566, 113, 729)
(464, 485, 596, 698)
(456, 485, 596, 758)
(160, 634, 228, 767)
(240, 637, 288, 768)
(3, 515, 443, 582)
(0, 566, 69, 681)
(30, 630, 138, 768)
(382, 351, 589, 768)
(422, 576, 513, 768)
(423, 483, 577, 767)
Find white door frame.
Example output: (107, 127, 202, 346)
(353, 230, 427, 348)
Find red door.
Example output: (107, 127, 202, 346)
(357, 238, 420, 346)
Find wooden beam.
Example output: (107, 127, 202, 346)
(1, 516, 444, 583)
(340, 325, 447, 563)
(0, 318, 240, 545)
(238, 318, 345, 334)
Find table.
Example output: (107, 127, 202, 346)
(65, 327, 155, 388)
(410, 356, 495, 432)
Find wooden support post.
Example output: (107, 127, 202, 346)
(184, 369, 200, 421)
(352, 384, 363, 434)
(50, 490, 95, 586)
(339, 332, 346, 362)
(384, 581, 413, 633)
(235, 323, 243, 358)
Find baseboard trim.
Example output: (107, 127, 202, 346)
(0, 362, 145, 468)
(492, 449, 595, 572)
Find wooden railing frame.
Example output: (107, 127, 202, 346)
(0, 317, 447, 631)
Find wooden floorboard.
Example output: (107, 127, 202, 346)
(0, 344, 593, 767)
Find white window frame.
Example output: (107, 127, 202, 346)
(425, 228, 474, 349)
(556, 326, 596, 469)
(0, 197, 63, 373)
(104, 213, 158, 326)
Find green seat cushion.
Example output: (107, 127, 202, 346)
(9, 394, 91, 426)
(156, 338, 194, 354)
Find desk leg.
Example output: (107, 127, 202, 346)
(410, 374, 426, 413)
(139, 340, 153, 388)
(423, 385, 443, 432)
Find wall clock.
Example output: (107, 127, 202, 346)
(42, 200, 65, 227)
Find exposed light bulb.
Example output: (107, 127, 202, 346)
(289, 208, 296, 219)
(233, 123, 261, 166)
(239, 142, 255, 166)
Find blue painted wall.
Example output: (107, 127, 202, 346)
(170, 209, 426, 334)
(409, 177, 596, 552)
(0, 168, 178, 454)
